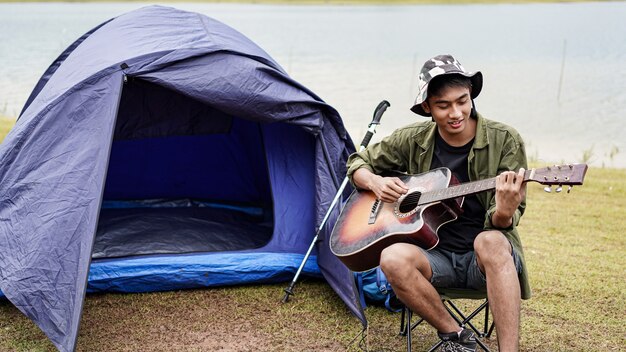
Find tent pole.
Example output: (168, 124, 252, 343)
(282, 100, 390, 303)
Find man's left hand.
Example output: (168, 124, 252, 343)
(492, 168, 526, 228)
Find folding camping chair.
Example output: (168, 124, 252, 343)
(399, 288, 494, 351)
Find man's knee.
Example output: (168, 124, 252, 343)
(380, 244, 411, 275)
(474, 231, 513, 267)
(380, 243, 430, 282)
(475, 231, 510, 253)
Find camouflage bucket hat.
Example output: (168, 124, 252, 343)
(410, 54, 483, 117)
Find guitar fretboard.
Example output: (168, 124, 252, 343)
(418, 178, 497, 205)
(418, 169, 532, 205)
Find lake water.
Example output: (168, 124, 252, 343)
(1, 2, 625, 167)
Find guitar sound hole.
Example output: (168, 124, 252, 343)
(398, 191, 421, 214)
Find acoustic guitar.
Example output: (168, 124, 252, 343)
(330, 164, 588, 272)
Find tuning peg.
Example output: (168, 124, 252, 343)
(544, 186, 552, 193)
(555, 185, 563, 193)
(567, 186, 572, 193)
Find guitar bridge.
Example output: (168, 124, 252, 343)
(368, 199, 382, 224)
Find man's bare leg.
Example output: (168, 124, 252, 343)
(380, 243, 459, 333)
(475, 231, 521, 352)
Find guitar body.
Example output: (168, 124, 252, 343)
(330, 168, 463, 272)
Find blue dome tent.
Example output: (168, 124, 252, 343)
(0, 6, 364, 351)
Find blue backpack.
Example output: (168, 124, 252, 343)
(354, 267, 402, 312)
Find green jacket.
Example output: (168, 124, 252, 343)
(346, 113, 531, 299)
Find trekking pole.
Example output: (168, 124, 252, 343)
(282, 100, 390, 303)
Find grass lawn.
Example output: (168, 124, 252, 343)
(0, 115, 623, 351)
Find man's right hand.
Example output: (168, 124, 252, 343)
(353, 168, 408, 203)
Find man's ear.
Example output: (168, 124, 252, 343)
(421, 101, 430, 114)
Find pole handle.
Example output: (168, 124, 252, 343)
(360, 100, 390, 148)
(371, 100, 390, 126)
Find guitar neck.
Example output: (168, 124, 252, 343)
(418, 169, 532, 205)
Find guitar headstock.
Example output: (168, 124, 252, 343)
(525, 164, 588, 193)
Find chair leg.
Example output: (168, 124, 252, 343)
(486, 321, 496, 338)
(445, 299, 490, 338)
(483, 302, 490, 337)
(405, 308, 412, 352)
(400, 307, 407, 336)
(481, 300, 496, 339)
(410, 316, 424, 332)
(475, 337, 491, 351)
(442, 300, 492, 352)
(400, 305, 426, 351)
(401, 300, 492, 352)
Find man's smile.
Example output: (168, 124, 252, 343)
(448, 118, 464, 129)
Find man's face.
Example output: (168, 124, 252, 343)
(421, 85, 474, 144)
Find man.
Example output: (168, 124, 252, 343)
(346, 54, 530, 352)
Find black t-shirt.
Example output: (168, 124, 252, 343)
(429, 131, 485, 253)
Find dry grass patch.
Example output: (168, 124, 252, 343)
(0, 116, 15, 142)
